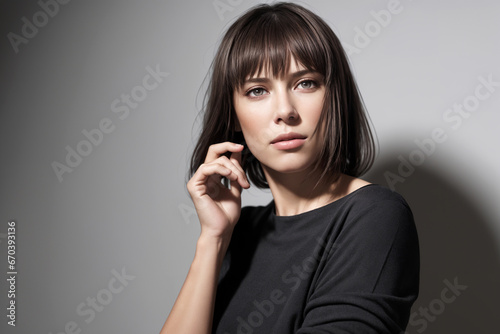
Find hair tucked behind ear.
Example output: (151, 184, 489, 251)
(189, 2, 375, 188)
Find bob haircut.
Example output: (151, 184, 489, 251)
(190, 2, 375, 188)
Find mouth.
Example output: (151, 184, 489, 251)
(270, 132, 307, 150)
(271, 132, 307, 144)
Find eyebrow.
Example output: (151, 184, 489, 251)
(243, 69, 318, 84)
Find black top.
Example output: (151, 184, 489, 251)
(213, 184, 419, 333)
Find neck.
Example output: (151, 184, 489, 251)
(262, 166, 353, 216)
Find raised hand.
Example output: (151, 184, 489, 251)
(187, 142, 250, 240)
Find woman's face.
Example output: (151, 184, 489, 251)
(233, 59, 326, 177)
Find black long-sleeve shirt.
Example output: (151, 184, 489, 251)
(213, 184, 419, 333)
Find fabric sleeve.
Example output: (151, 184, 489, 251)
(296, 198, 420, 333)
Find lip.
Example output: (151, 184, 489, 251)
(271, 132, 307, 144)
(270, 132, 307, 150)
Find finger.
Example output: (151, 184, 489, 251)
(229, 150, 244, 174)
(229, 151, 250, 188)
(229, 178, 242, 198)
(196, 159, 246, 193)
(205, 142, 244, 163)
(205, 177, 222, 199)
(192, 163, 232, 186)
(192, 156, 248, 193)
(213, 156, 249, 188)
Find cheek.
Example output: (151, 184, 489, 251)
(239, 119, 268, 151)
(311, 96, 325, 120)
(234, 103, 268, 145)
(308, 94, 325, 126)
(236, 115, 275, 163)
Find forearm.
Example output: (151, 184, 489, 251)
(160, 235, 230, 334)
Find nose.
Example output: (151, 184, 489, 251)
(274, 89, 299, 124)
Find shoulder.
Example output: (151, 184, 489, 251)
(319, 184, 419, 280)
(343, 183, 412, 214)
(336, 184, 416, 240)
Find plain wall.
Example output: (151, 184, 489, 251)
(1, 0, 499, 333)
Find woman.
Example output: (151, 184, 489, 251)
(161, 2, 419, 333)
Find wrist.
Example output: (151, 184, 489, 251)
(193, 235, 231, 272)
(197, 232, 232, 254)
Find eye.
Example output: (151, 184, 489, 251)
(297, 80, 317, 90)
(246, 87, 268, 97)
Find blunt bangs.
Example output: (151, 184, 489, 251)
(227, 6, 332, 89)
(190, 2, 375, 189)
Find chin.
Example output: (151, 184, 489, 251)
(262, 158, 315, 175)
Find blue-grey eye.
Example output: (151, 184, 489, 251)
(249, 88, 266, 96)
(298, 80, 316, 89)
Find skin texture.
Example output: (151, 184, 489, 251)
(233, 59, 369, 216)
(233, 60, 326, 177)
(160, 142, 249, 334)
(160, 59, 370, 333)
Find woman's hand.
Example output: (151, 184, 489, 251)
(187, 142, 250, 240)
(160, 143, 249, 334)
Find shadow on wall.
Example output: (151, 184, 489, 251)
(365, 151, 500, 334)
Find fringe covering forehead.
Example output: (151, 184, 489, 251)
(227, 9, 332, 89)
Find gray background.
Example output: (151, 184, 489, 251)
(1, 0, 499, 333)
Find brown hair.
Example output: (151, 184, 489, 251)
(190, 2, 375, 188)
